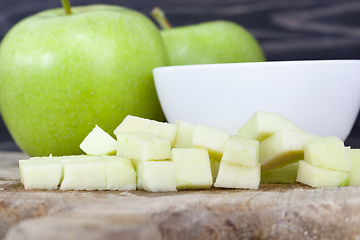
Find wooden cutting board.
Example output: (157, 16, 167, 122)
(1, 151, 360, 240)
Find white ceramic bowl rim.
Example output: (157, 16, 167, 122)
(153, 59, 360, 73)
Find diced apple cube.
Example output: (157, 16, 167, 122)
(214, 162, 261, 189)
(80, 125, 117, 156)
(20, 155, 57, 184)
(58, 155, 99, 183)
(171, 148, 212, 190)
(259, 130, 320, 172)
(221, 136, 259, 167)
(19, 159, 61, 190)
(191, 123, 230, 161)
(114, 115, 178, 147)
(133, 160, 177, 192)
(174, 120, 196, 148)
(60, 158, 107, 191)
(296, 160, 349, 187)
(210, 159, 220, 183)
(304, 136, 351, 171)
(116, 132, 171, 161)
(103, 156, 137, 191)
(261, 162, 299, 183)
(345, 148, 360, 186)
(235, 111, 303, 141)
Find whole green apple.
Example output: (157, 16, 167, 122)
(0, 3, 168, 157)
(152, 7, 265, 65)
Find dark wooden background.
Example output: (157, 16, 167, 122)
(0, 0, 360, 151)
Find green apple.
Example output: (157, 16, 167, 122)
(151, 7, 265, 66)
(0, 1, 168, 157)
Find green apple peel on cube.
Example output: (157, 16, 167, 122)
(261, 162, 299, 184)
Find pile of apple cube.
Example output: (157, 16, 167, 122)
(19, 111, 360, 192)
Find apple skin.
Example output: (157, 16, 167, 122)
(0, 5, 168, 157)
(160, 20, 265, 65)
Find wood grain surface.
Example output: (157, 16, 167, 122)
(0, 0, 360, 151)
(2, 151, 360, 240)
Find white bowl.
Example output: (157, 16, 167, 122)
(153, 60, 360, 141)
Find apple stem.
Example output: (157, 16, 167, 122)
(151, 7, 172, 30)
(61, 0, 72, 15)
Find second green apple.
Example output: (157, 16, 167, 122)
(152, 8, 265, 65)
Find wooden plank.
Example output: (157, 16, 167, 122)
(1, 151, 360, 240)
